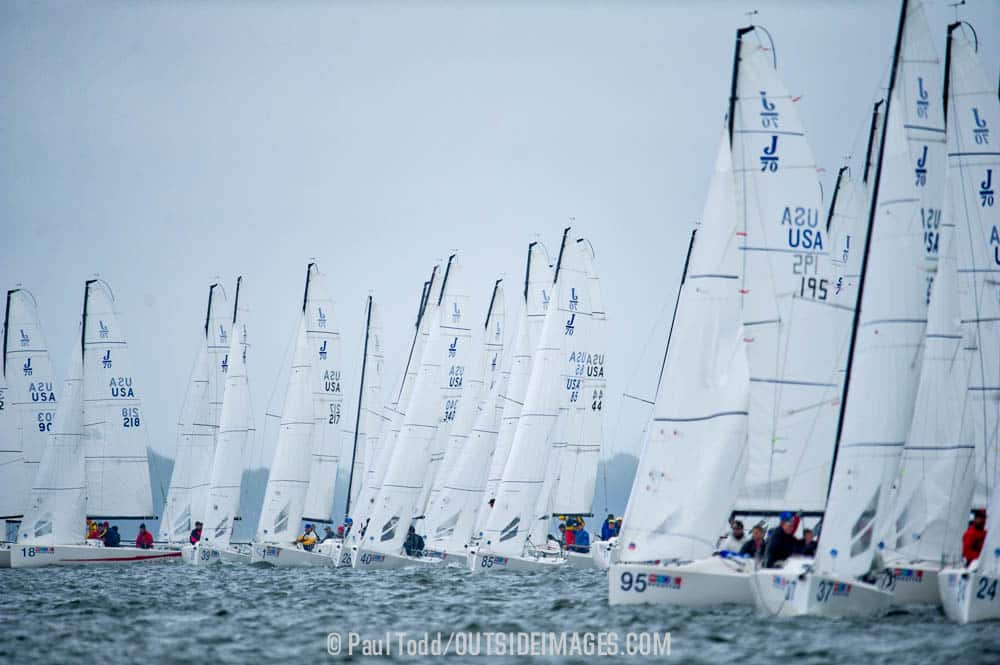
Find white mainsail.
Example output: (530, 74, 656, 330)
(82, 279, 154, 519)
(19, 351, 86, 545)
(202, 278, 255, 549)
(481, 230, 595, 558)
(301, 264, 344, 524)
(1, 289, 59, 521)
(423, 280, 505, 524)
(362, 255, 473, 556)
(729, 26, 840, 515)
(619, 134, 750, 562)
(410, 256, 474, 519)
(474, 243, 552, 536)
(549, 243, 606, 517)
(945, 27, 1000, 510)
(818, 0, 945, 579)
(423, 281, 506, 551)
(159, 283, 229, 543)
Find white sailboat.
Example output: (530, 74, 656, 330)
(470, 243, 552, 544)
(355, 254, 474, 570)
(422, 280, 506, 565)
(160, 283, 229, 547)
(937, 19, 1000, 623)
(342, 271, 438, 567)
(253, 263, 343, 567)
(12, 280, 180, 567)
(751, 0, 945, 618)
(1, 288, 59, 559)
(608, 133, 751, 605)
(184, 277, 256, 565)
(473, 229, 601, 572)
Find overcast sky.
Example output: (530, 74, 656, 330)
(3, 0, 999, 470)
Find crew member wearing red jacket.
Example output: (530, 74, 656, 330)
(962, 510, 987, 565)
(135, 523, 154, 550)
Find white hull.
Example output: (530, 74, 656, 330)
(470, 550, 566, 573)
(882, 559, 942, 605)
(9, 543, 181, 568)
(750, 558, 892, 618)
(567, 550, 598, 569)
(250, 542, 336, 567)
(182, 542, 250, 566)
(608, 556, 752, 607)
(939, 566, 1000, 624)
(354, 549, 441, 570)
(423, 549, 468, 567)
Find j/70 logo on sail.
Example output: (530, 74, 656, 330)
(916, 76, 929, 118)
(973, 108, 990, 145)
(760, 91, 778, 128)
(760, 136, 779, 172)
(982, 169, 995, 208)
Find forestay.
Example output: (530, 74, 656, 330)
(82, 280, 154, 519)
(346, 296, 385, 516)
(618, 134, 750, 563)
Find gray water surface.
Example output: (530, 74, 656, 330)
(2, 561, 998, 664)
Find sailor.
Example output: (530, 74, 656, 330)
(86, 520, 100, 540)
(403, 526, 425, 557)
(962, 509, 987, 565)
(718, 520, 747, 553)
(801, 528, 818, 557)
(563, 522, 577, 550)
(135, 523, 154, 549)
(103, 525, 121, 548)
(296, 524, 318, 552)
(189, 521, 203, 545)
(763, 512, 801, 568)
(343, 517, 354, 539)
(739, 524, 766, 559)
(601, 514, 616, 541)
(573, 527, 591, 554)
(97, 521, 110, 540)
(321, 526, 336, 543)
(613, 517, 622, 537)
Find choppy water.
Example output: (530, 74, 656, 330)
(2, 561, 999, 664)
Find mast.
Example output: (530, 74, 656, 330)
(82, 280, 98, 360)
(204, 283, 219, 338)
(825, 167, 849, 233)
(523, 242, 538, 302)
(486, 279, 502, 330)
(828, 0, 910, 497)
(728, 26, 756, 145)
(437, 255, 456, 306)
(2, 289, 13, 378)
(655, 228, 697, 399)
(232, 276, 242, 324)
(553, 227, 571, 284)
(301, 262, 315, 314)
(396, 267, 438, 405)
(942, 22, 962, 125)
(344, 295, 373, 519)
(862, 100, 885, 184)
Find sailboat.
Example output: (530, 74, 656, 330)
(936, 19, 1000, 623)
(0, 288, 59, 566)
(609, 134, 751, 604)
(342, 270, 438, 567)
(253, 263, 344, 567)
(473, 229, 603, 572)
(12, 280, 180, 567)
(331, 295, 385, 566)
(469, 243, 552, 550)
(184, 277, 256, 565)
(751, 0, 946, 618)
(421, 279, 506, 565)
(355, 255, 474, 570)
(159, 283, 229, 548)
